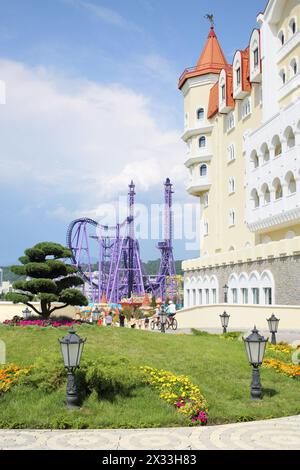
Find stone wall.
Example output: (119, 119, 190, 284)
(184, 255, 300, 305)
(0, 302, 77, 323)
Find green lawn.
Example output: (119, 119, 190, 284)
(0, 325, 299, 429)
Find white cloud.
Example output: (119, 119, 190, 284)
(65, 0, 140, 31)
(0, 58, 185, 218)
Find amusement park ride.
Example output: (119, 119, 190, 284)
(66, 178, 178, 304)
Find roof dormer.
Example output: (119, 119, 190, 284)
(218, 68, 234, 114)
(233, 50, 251, 100)
(249, 29, 262, 83)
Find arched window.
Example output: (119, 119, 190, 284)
(199, 136, 206, 148)
(251, 150, 259, 169)
(290, 58, 298, 77)
(197, 108, 204, 121)
(272, 135, 282, 156)
(289, 18, 297, 36)
(284, 126, 296, 148)
(279, 69, 286, 85)
(286, 171, 296, 194)
(229, 209, 236, 226)
(261, 183, 271, 204)
(273, 178, 283, 200)
(251, 189, 260, 209)
(200, 164, 207, 177)
(278, 30, 285, 46)
(249, 271, 260, 305)
(261, 271, 274, 305)
(261, 143, 270, 163)
(229, 177, 235, 194)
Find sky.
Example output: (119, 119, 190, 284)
(0, 0, 266, 265)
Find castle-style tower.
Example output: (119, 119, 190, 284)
(178, 25, 228, 254)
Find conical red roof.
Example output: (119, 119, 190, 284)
(179, 26, 228, 89)
(196, 26, 228, 74)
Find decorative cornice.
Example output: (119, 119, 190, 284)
(181, 124, 214, 142)
(247, 207, 300, 233)
(185, 154, 213, 168)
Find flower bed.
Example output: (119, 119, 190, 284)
(267, 343, 294, 355)
(2, 319, 81, 328)
(0, 364, 32, 394)
(141, 366, 208, 425)
(263, 359, 300, 378)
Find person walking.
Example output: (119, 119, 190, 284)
(119, 312, 125, 328)
(105, 312, 113, 327)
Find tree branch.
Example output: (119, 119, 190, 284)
(49, 304, 68, 314)
(25, 302, 41, 315)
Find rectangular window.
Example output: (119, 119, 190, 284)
(222, 84, 226, 102)
(241, 288, 249, 304)
(212, 289, 217, 304)
(198, 289, 203, 305)
(264, 288, 272, 305)
(205, 289, 209, 304)
(228, 144, 235, 162)
(242, 97, 251, 119)
(232, 288, 238, 304)
(193, 289, 196, 306)
(237, 67, 241, 86)
(254, 48, 259, 68)
(186, 289, 190, 307)
(252, 288, 260, 305)
(203, 222, 209, 236)
(226, 112, 235, 132)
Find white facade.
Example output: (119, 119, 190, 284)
(245, 97, 300, 233)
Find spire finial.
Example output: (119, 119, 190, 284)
(204, 13, 214, 28)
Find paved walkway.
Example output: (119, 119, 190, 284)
(0, 416, 299, 450)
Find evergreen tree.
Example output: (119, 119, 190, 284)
(6, 242, 88, 318)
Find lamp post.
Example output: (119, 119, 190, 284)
(267, 314, 280, 345)
(243, 326, 268, 400)
(220, 311, 230, 334)
(59, 329, 86, 408)
(160, 311, 167, 334)
(22, 307, 31, 320)
(223, 284, 229, 304)
(93, 306, 100, 323)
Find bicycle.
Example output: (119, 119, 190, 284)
(151, 318, 161, 330)
(166, 316, 178, 331)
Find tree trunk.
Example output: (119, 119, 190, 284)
(40, 300, 51, 319)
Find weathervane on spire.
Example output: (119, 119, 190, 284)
(204, 14, 214, 27)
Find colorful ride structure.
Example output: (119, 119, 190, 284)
(66, 179, 178, 303)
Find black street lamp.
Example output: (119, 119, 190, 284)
(220, 311, 230, 334)
(160, 311, 167, 334)
(267, 314, 280, 345)
(243, 326, 268, 400)
(59, 329, 86, 408)
(223, 284, 229, 303)
(93, 307, 100, 323)
(22, 307, 31, 319)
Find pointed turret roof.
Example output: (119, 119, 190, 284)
(196, 26, 228, 74)
(179, 26, 228, 89)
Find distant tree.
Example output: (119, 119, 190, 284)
(6, 242, 88, 318)
(151, 295, 157, 309)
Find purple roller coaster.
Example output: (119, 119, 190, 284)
(66, 178, 178, 304)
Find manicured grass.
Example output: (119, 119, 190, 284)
(0, 325, 299, 429)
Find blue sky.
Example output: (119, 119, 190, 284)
(0, 0, 266, 265)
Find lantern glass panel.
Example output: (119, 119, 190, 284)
(268, 316, 279, 333)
